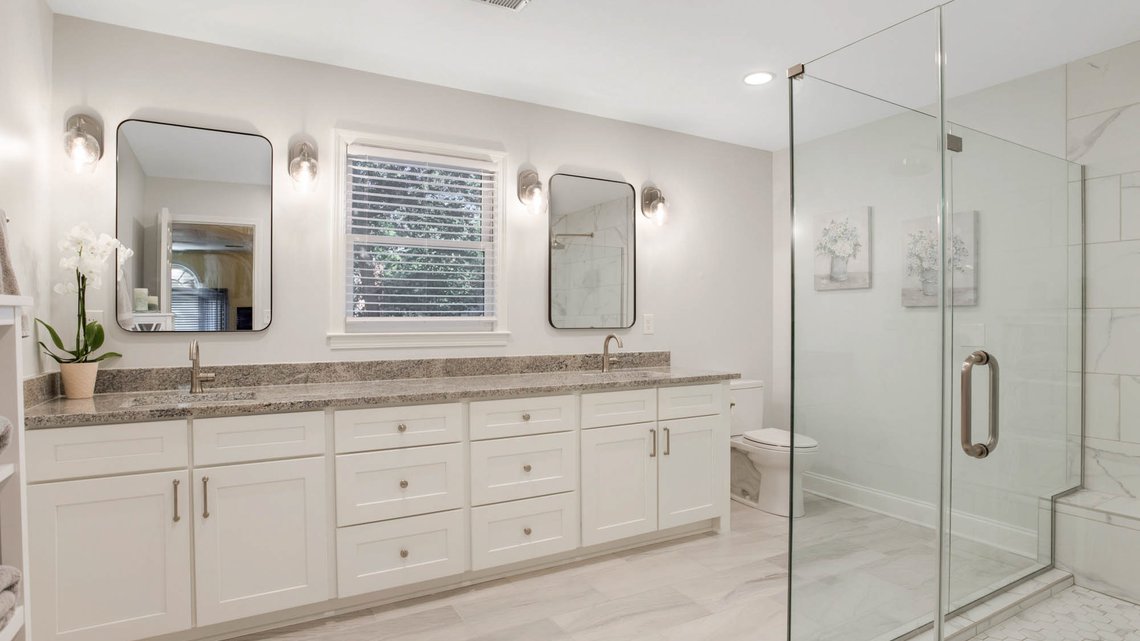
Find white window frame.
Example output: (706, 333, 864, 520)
(327, 130, 509, 349)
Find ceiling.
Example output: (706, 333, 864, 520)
(48, 0, 1140, 151)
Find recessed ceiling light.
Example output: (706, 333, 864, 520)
(743, 71, 774, 86)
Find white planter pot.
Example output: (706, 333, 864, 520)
(60, 362, 99, 399)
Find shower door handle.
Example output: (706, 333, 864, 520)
(961, 350, 999, 459)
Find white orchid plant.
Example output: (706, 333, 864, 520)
(37, 224, 133, 364)
(815, 218, 862, 260)
(905, 229, 969, 277)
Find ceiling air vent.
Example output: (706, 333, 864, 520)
(470, 0, 531, 11)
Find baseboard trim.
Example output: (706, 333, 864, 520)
(804, 472, 1038, 558)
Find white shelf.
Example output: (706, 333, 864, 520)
(0, 465, 13, 485)
(0, 296, 31, 309)
(0, 606, 24, 641)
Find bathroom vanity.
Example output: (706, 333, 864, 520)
(22, 365, 734, 641)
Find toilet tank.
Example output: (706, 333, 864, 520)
(729, 379, 765, 437)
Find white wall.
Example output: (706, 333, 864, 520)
(0, 0, 53, 375)
(46, 17, 774, 411)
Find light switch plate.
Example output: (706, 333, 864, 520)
(87, 309, 105, 325)
(643, 313, 655, 335)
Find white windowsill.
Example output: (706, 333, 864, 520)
(327, 330, 511, 350)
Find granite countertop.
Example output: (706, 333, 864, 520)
(25, 367, 740, 429)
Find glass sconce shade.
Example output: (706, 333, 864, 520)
(289, 141, 318, 191)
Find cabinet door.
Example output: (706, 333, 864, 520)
(194, 458, 329, 626)
(658, 415, 726, 529)
(580, 422, 658, 546)
(28, 471, 192, 641)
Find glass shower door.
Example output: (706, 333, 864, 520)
(941, 123, 1083, 616)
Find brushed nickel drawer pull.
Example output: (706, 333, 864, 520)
(400, 549, 409, 559)
(202, 476, 210, 518)
(523, 527, 532, 536)
(650, 429, 657, 458)
(664, 427, 671, 456)
(399, 480, 409, 489)
(521, 413, 532, 422)
(397, 423, 408, 433)
(173, 479, 181, 522)
(523, 464, 532, 472)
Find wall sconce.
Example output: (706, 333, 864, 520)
(288, 141, 318, 192)
(63, 114, 103, 173)
(517, 169, 545, 215)
(642, 186, 667, 226)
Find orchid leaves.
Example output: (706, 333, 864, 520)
(36, 318, 122, 364)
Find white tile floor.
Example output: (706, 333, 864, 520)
(968, 586, 1140, 641)
(234, 497, 1041, 641)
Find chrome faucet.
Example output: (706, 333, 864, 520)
(602, 334, 624, 373)
(188, 340, 215, 394)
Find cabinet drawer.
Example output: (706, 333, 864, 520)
(27, 421, 188, 482)
(658, 384, 725, 420)
(470, 395, 577, 440)
(471, 493, 579, 570)
(337, 510, 466, 597)
(336, 444, 464, 526)
(470, 432, 577, 505)
(194, 412, 325, 466)
(335, 404, 462, 453)
(581, 388, 657, 428)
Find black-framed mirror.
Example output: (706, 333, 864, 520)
(547, 173, 636, 329)
(116, 120, 272, 332)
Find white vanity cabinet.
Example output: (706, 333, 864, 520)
(580, 384, 729, 546)
(28, 471, 192, 641)
(192, 457, 329, 626)
(26, 380, 731, 641)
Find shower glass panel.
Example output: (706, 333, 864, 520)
(940, 123, 1081, 614)
(789, 9, 944, 641)
(789, 3, 1083, 640)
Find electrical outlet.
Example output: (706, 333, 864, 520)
(643, 313, 655, 335)
(87, 309, 105, 325)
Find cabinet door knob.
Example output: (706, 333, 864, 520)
(523, 464, 532, 472)
(400, 480, 409, 489)
(523, 527, 532, 536)
(400, 549, 409, 559)
(397, 423, 408, 433)
(521, 413, 531, 422)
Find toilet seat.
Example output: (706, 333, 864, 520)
(742, 428, 818, 450)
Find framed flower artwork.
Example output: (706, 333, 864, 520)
(813, 207, 871, 291)
(901, 211, 978, 307)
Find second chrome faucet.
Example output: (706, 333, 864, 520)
(602, 334, 623, 373)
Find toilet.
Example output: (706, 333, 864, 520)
(729, 380, 819, 518)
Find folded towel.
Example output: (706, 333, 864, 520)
(0, 419, 10, 453)
(0, 212, 20, 297)
(0, 567, 20, 595)
(0, 588, 17, 623)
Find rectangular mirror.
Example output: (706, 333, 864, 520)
(116, 120, 272, 332)
(548, 173, 635, 329)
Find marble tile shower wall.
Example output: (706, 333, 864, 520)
(550, 197, 631, 327)
(1067, 39, 1140, 499)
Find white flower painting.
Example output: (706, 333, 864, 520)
(814, 207, 870, 291)
(901, 211, 977, 307)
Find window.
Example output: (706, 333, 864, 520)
(170, 264, 228, 331)
(337, 139, 503, 344)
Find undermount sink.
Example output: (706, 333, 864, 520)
(126, 390, 257, 407)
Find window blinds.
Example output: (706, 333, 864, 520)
(345, 145, 497, 326)
(172, 288, 228, 331)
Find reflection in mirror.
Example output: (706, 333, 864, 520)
(548, 174, 635, 329)
(116, 120, 272, 332)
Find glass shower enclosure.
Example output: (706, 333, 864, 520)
(788, 3, 1083, 640)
